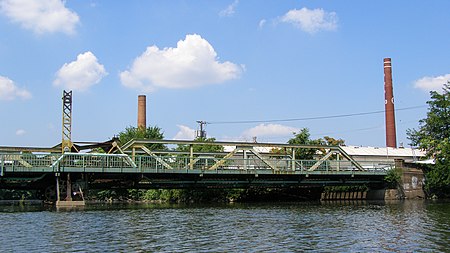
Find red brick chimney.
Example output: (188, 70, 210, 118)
(137, 95, 146, 129)
(383, 58, 397, 148)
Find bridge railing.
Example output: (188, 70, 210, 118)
(133, 155, 391, 174)
(0, 152, 391, 175)
(55, 153, 137, 171)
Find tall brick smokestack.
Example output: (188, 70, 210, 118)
(383, 58, 397, 148)
(138, 95, 146, 129)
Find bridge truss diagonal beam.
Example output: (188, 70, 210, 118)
(141, 146, 174, 170)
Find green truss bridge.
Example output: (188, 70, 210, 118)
(0, 139, 390, 204)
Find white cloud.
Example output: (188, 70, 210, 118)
(54, 51, 107, 92)
(258, 19, 266, 29)
(414, 74, 450, 92)
(219, 0, 239, 17)
(0, 0, 80, 35)
(15, 129, 26, 136)
(173, 125, 196, 140)
(120, 34, 243, 92)
(242, 124, 299, 138)
(0, 76, 32, 101)
(280, 7, 338, 33)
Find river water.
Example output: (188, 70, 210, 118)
(0, 200, 449, 252)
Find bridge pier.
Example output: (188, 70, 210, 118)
(55, 173, 85, 207)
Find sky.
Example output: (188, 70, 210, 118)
(0, 0, 449, 148)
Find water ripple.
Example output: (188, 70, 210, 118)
(0, 201, 449, 252)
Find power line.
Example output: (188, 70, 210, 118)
(207, 105, 426, 125)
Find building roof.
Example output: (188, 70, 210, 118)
(341, 146, 426, 158)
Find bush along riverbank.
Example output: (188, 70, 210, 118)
(86, 187, 325, 203)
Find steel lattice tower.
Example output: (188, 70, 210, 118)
(62, 90, 73, 153)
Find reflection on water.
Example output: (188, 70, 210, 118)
(0, 200, 449, 252)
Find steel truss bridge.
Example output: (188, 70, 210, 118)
(0, 139, 390, 202)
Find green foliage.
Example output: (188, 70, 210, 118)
(424, 161, 450, 197)
(141, 188, 243, 203)
(127, 189, 143, 200)
(321, 136, 345, 147)
(408, 83, 450, 156)
(287, 128, 322, 159)
(286, 128, 345, 160)
(384, 168, 402, 189)
(408, 82, 450, 197)
(0, 189, 34, 200)
(92, 189, 129, 201)
(117, 126, 165, 150)
(176, 137, 224, 153)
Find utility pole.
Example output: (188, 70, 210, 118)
(196, 121, 207, 139)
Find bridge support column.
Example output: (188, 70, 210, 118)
(65, 173, 72, 201)
(56, 173, 85, 207)
(56, 174, 61, 202)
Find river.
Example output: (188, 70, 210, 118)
(0, 200, 449, 252)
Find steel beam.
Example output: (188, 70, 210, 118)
(141, 146, 174, 170)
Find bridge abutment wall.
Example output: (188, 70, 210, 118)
(321, 161, 426, 201)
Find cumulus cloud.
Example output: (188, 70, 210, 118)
(54, 51, 107, 92)
(0, 0, 80, 35)
(242, 124, 299, 138)
(414, 74, 450, 92)
(173, 125, 196, 140)
(120, 34, 243, 92)
(280, 7, 338, 33)
(15, 129, 26, 136)
(219, 0, 239, 17)
(0, 76, 32, 101)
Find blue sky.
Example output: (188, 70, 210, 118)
(0, 0, 449, 148)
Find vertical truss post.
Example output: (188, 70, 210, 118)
(291, 149, 296, 171)
(189, 145, 194, 170)
(62, 90, 73, 153)
(337, 153, 340, 171)
(1, 154, 4, 176)
(243, 149, 248, 171)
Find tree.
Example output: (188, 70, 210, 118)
(272, 130, 345, 159)
(322, 136, 345, 146)
(117, 126, 165, 150)
(407, 82, 450, 197)
(287, 128, 322, 160)
(176, 137, 224, 153)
